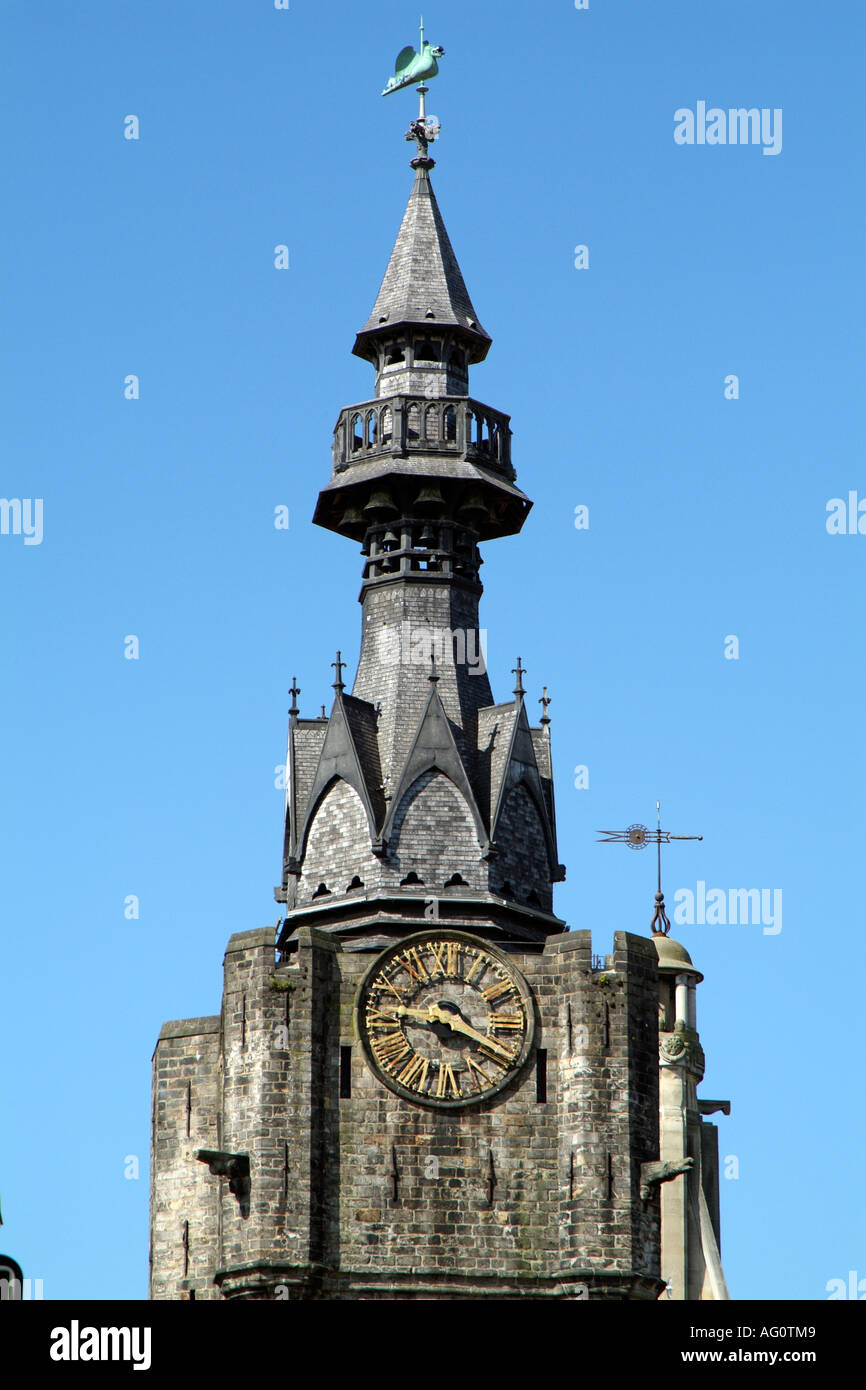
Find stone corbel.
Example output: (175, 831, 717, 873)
(195, 1150, 251, 1219)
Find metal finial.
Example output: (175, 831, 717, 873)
(596, 800, 703, 937)
(331, 651, 345, 693)
(539, 686, 552, 726)
(382, 20, 444, 166)
(288, 677, 300, 718)
(512, 658, 526, 701)
(428, 653, 439, 684)
(320, 705, 327, 721)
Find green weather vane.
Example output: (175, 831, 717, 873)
(597, 801, 703, 937)
(382, 17, 445, 163)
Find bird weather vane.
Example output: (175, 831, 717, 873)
(597, 802, 703, 936)
(382, 17, 444, 163)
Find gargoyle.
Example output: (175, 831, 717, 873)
(195, 1149, 251, 1219)
(640, 1156, 693, 1203)
(382, 42, 445, 97)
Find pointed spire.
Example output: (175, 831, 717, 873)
(354, 166, 491, 364)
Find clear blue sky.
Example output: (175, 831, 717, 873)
(2, 0, 863, 1301)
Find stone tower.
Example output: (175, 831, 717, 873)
(149, 118, 729, 1302)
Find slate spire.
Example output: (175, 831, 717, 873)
(354, 164, 491, 369)
(278, 128, 564, 951)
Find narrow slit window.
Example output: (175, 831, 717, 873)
(339, 1046, 352, 1099)
(536, 1048, 548, 1103)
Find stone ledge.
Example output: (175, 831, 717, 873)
(156, 1016, 221, 1042)
(224, 927, 276, 954)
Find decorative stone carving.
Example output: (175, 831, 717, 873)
(640, 1157, 694, 1203)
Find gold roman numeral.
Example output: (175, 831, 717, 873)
(374, 976, 405, 1001)
(435, 1063, 460, 1099)
(488, 1010, 523, 1030)
(396, 1053, 430, 1090)
(464, 952, 487, 984)
(372, 1031, 411, 1069)
(466, 1054, 502, 1091)
(400, 948, 429, 983)
(367, 1007, 398, 1027)
(427, 940, 459, 978)
(481, 977, 516, 1004)
(479, 1039, 518, 1065)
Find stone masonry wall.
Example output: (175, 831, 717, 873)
(151, 926, 663, 1300)
(150, 1017, 221, 1300)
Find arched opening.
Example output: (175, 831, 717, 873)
(443, 405, 457, 442)
(424, 403, 440, 444)
(351, 413, 363, 452)
(365, 412, 377, 448)
(381, 406, 393, 445)
(407, 403, 421, 441)
(415, 340, 439, 362)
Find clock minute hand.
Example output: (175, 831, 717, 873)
(391, 1003, 514, 1062)
(424, 1005, 514, 1060)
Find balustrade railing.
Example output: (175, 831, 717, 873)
(332, 395, 513, 478)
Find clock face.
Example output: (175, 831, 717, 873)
(355, 931, 535, 1108)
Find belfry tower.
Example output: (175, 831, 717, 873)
(149, 77, 729, 1301)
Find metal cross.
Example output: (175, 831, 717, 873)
(512, 657, 526, 700)
(288, 677, 301, 717)
(597, 801, 702, 936)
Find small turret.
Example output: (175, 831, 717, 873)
(655, 934, 730, 1301)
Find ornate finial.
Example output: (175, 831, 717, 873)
(331, 651, 345, 693)
(596, 800, 703, 938)
(288, 677, 300, 718)
(382, 22, 444, 168)
(512, 658, 526, 701)
(539, 686, 552, 727)
(428, 653, 440, 684)
(320, 705, 327, 721)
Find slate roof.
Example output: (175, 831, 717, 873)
(355, 167, 491, 358)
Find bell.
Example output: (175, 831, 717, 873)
(339, 505, 364, 529)
(458, 491, 487, 523)
(381, 530, 399, 549)
(418, 525, 436, 548)
(363, 489, 398, 518)
(414, 484, 445, 514)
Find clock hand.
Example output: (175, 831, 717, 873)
(391, 1003, 515, 1061)
(430, 1010, 514, 1059)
